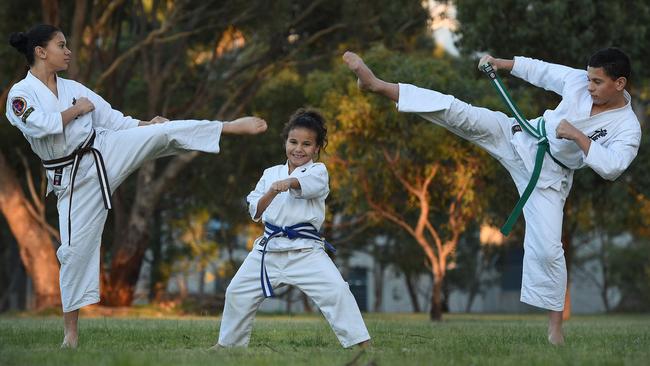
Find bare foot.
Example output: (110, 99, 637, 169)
(60, 335, 78, 349)
(342, 51, 379, 91)
(547, 310, 565, 346)
(548, 332, 565, 346)
(207, 343, 224, 351)
(357, 339, 371, 348)
(222, 117, 268, 135)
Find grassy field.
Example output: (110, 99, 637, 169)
(1, 312, 649, 365)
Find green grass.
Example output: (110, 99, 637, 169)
(1, 313, 649, 365)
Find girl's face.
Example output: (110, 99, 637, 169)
(37, 32, 71, 72)
(285, 127, 319, 171)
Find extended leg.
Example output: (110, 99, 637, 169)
(288, 249, 370, 348)
(343, 51, 399, 101)
(343, 51, 520, 164)
(216, 250, 267, 347)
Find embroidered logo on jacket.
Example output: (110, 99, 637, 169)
(21, 107, 35, 123)
(589, 128, 607, 141)
(11, 97, 27, 116)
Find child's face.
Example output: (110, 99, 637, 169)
(285, 127, 319, 169)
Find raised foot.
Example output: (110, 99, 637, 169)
(223, 116, 268, 135)
(342, 51, 378, 91)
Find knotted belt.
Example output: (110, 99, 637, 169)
(480, 63, 568, 236)
(258, 222, 336, 297)
(42, 130, 112, 246)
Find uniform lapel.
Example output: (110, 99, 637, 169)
(26, 71, 60, 112)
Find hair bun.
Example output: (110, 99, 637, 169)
(9, 32, 29, 53)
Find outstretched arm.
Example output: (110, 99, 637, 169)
(508, 56, 585, 96)
(342, 51, 399, 102)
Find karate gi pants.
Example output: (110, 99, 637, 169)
(399, 84, 569, 311)
(218, 247, 371, 348)
(55, 120, 223, 312)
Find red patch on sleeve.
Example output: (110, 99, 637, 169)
(11, 97, 27, 116)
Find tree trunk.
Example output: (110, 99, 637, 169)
(149, 209, 167, 302)
(0, 150, 60, 309)
(429, 269, 443, 321)
(285, 286, 294, 313)
(600, 238, 611, 312)
(301, 292, 312, 313)
(373, 261, 384, 312)
(41, 0, 60, 26)
(404, 273, 421, 313)
(67, 0, 87, 81)
(465, 283, 478, 313)
(102, 163, 156, 305)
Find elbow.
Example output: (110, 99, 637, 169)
(600, 166, 625, 181)
(249, 203, 261, 222)
(31, 127, 57, 138)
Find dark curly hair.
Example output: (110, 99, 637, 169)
(9, 24, 61, 66)
(282, 108, 328, 155)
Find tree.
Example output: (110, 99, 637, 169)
(0, 150, 60, 309)
(0, 0, 62, 310)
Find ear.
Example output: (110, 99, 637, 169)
(615, 76, 627, 91)
(34, 46, 47, 60)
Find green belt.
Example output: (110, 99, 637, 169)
(480, 63, 568, 236)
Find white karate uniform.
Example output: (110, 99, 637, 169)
(397, 57, 641, 311)
(6, 71, 224, 312)
(218, 161, 370, 348)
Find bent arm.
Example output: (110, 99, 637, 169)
(83, 85, 139, 130)
(289, 164, 329, 199)
(584, 133, 640, 181)
(6, 90, 63, 137)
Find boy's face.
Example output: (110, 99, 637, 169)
(587, 66, 626, 106)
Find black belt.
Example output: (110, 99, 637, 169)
(42, 130, 112, 246)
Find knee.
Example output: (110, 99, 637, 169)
(224, 283, 249, 305)
(150, 127, 172, 148)
(224, 284, 237, 302)
(139, 124, 173, 149)
(324, 280, 351, 303)
(534, 243, 564, 265)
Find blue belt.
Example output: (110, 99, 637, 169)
(258, 222, 336, 297)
